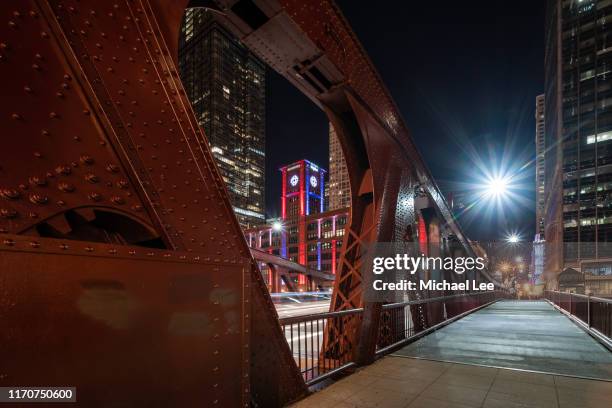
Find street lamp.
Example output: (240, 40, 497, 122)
(485, 176, 509, 198)
(506, 234, 520, 244)
(272, 221, 283, 231)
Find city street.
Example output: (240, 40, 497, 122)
(275, 299, 331, 319)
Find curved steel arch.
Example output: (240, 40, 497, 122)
(208, 0, 502, 363)
(0, 1, 500, 406)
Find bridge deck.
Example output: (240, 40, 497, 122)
(291, 357, 611, 408)
(291, 300, 612, 408)
(393, 300, 612, 380)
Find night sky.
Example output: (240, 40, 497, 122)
(265, 1, 546, 241)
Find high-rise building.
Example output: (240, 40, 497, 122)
(328, 124, 351, 210)
(544, 0, 612, 285)
(535, 94, 546, 238)
(178, 8, 266, 229)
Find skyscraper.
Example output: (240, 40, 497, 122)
(544, 0, 612, 281)
(328, 124, 351, 210)
(535, 94, 545, 239)
(179, 8, 266, 229)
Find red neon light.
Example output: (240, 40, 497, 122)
(281, 168, 287, 219)
(299, 160, 305, 216)
(299, 244, 306, 265)
(418, 216, 428, 256)
(332, 239, 337, 274)
(298, 223, 306, 284)
(298, 219, 306, 266)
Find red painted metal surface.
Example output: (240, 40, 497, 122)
(0, 1, 305, 406)
(0, 235, 247, 407)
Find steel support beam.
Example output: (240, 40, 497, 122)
(251, 248, 335, 282)
(0, 1, 306, 406)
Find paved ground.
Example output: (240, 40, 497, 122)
(393, 300, 612, 380)
(290, 357, 612, 408)
(290, 300, 612, 407)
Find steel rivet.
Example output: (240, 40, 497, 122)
(58, 182, 75, 193)
(0, 209, 17, 219)
(80, 155, 94, 165)
(29, 194, 48, 205)
(88, 192, 102, 202)
(0, 188, 20, 200)
(28, 176, 46, 186)
(85, 173, 99, 183)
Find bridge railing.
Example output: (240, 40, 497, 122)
(545, 290, 612, 342)
(279, 290, 506, 385)
(279, 308, 362, 384)
(375, 291, 503, 355)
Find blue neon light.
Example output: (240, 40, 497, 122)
(281, 233, 287, 258)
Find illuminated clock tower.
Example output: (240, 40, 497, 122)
(280, 160, 326, 221)
(279, 160, 327, 283)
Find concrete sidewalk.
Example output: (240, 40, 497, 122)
(290, 356, 612, 408)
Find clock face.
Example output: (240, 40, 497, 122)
(310, 175, 318, 188)
(290, 175, 299, 187)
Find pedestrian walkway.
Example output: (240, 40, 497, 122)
(291, 357, 612, 408)
(290, 300, 612, 407)
(394, 300, 612, 380)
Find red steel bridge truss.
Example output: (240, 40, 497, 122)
(0, 1, 500, 406)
